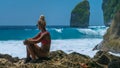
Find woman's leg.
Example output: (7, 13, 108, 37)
(26, 44, 46, 59)
(26, 47, 30, 58)
(31, 44, 42, 58)
(26, 44, 36, 60)
(34, 44, 49, 58)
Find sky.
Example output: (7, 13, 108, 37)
(0, 0, 104, 26)
(89, 0, 104, 26)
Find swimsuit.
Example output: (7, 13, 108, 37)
(33, 31, 51, 45)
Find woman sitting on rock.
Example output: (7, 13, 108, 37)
(23, 15, 51, 63)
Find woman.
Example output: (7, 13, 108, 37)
(23, 15, 51, 63)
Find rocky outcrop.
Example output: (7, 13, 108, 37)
(0, 50, 105, 68)
(94, 11, 120, 53)
(102, 0, 120, 26)
(70, 0, 90, 28)
(93, 51, 120, 68)
(108, 61, 120, 68)
(1, 50, 120, 68)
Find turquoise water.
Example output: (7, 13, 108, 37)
(0, 26, 107, 40)
(0, 26, 108, 58)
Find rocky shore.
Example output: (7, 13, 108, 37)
(0, 50, 120, 68)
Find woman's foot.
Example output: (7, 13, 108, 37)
(24, 57, 32, 63)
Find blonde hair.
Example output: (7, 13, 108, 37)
(38, 15, 46, 28)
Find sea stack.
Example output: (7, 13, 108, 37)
(102, 0, 120, 26)
(70, 0, 90, 28)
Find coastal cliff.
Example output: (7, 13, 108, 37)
(70, 0, 90, 28)
(102, 0, 120, 26)
(94, 11, 120, 54)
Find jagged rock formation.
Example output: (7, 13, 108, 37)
(93, 11, 120, 54)
(70, 0, 90, 28)
(1, 50, 120, 68)
(102, 0, 120, 26)
(93, 51, 120, 68)
(0, 50, 106, 68)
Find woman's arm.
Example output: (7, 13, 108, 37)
(27, 32, 41, 41)
(28, 32, 47, 44)
(32, 32, 41, 39)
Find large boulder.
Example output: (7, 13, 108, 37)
(102, 0, 120, 26)
(70, 0, 90, 28)
(93, 51, 120, 67)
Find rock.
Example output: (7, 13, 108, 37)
(61, 52, 90, 67)
(49, 50, 67, 59)
(0, 53, 19, 63)
(93, 51, 120, 67)
(102, 0, 120, 26)
(108, 61, 120, 68)
(70, 0, 90, 28)
(2, 50, 120, 68)
(0, 50, 103, 68)
(97, 55, 110, 65)
(94, 10, 120, 53)
(93, 51, 110, 65)
(0, 58, 16, 68)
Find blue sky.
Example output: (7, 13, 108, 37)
(0, 0, 104, 26)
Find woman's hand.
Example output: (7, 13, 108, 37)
(23, 38, 35, 45)
(23, 39, 31, 45)
(28, 38, 33, 41)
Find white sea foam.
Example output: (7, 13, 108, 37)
(1, 39, 119, 58)
(0, 39, 102, 58)
(77, 28, 107, 36)
(109, 52, 120, 57)
(77, 29, 98, 35)
(0, 40, 26, 58)
(88, 26, 106, 28)
(54, 28, 63, 33)
(51, 39, 102, 57)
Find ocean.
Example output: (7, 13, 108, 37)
(0, 26, 108, 58)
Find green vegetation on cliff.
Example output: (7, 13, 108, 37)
(102, 0, 120, 26)
(70, 0, 90, 28)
